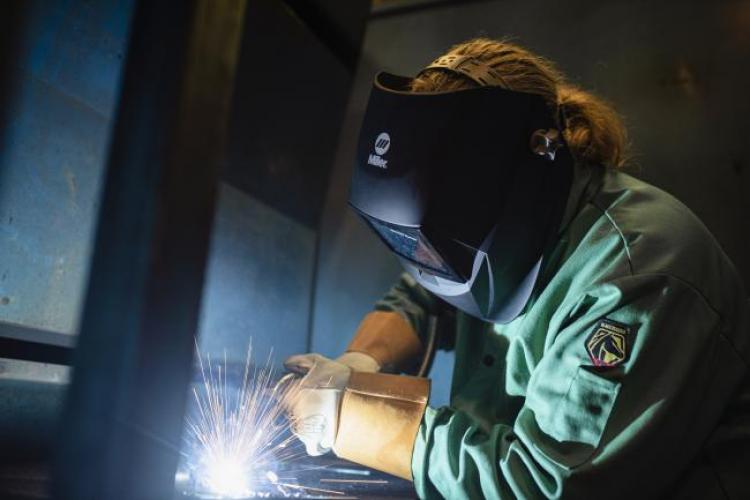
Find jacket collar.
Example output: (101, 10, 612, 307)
(558, 162, 604, 235)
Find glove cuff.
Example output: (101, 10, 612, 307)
(333, 372, 429, 481)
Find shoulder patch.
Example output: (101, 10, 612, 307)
(586, 319, 631, 367)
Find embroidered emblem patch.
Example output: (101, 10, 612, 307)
(586, 319, 630, 367)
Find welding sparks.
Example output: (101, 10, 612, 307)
(179, 341, 306, 498)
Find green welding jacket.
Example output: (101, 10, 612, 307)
(374, 167, 750, 499)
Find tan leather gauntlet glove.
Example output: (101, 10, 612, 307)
(333, 372, 430, 481)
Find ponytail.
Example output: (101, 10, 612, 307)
(558, 85, 628, 168)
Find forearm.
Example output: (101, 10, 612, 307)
(347, 273, 453, 371)
(374, 273, 446, 341)
(346, 311, 422, 372)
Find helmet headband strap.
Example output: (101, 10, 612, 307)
(420, 55, 568, 132)
(419, 54, 509, 88)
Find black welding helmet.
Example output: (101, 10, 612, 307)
(349, 60, 574, 324)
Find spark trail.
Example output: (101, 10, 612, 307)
(178, 341, 324, 498)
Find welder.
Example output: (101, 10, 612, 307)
(285, 38, 750, 499)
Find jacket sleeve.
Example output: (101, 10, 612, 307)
(347, 273, 454, 371)
(411, 274, 747, 499)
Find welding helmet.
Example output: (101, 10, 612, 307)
(349, 56, 574, 323)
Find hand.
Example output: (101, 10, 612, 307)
(283, 354, 350, 456)
(285, 352, 381, 375)
(283, 352, 382, 456)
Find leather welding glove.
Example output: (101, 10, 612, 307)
(283, 353, 377, 456)
(282, 310, 422, 458)
(284, 354, 430, 480)
(285, 351, 381, 375)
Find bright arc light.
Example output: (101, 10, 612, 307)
(204, 456, 251, 498)
(179, 341, 304, 498)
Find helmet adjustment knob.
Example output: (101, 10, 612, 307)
(530, 129, 562, 161)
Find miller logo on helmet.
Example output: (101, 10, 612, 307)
(374, 132, 391, 155)
(368, 132, 390, 169)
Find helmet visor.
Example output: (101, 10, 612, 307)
(361, 214, 477, 283)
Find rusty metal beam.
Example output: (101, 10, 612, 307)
(52, 1, 246, 498)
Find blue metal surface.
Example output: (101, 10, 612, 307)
(198, 183, 316, 366)
(223, 0, 355, 229)
(0, 76, 111, 335)
(0, 0, 135, 336)
(14, 0, 134, 117)
(0, 0, 365, 372)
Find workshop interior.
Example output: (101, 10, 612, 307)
(1, 0, 749, 499)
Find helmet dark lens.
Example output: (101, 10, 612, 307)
(426, 232, 479, 282)
(360, 215, 464, 281)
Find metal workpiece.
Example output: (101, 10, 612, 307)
(52, 1, 246, 499)
(175, 457, 416, 499)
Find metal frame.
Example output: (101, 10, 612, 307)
(0, 321, 73, 366)
(52, 1, 246, 498)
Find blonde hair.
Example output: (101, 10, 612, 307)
(412, 38, 629, 168)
